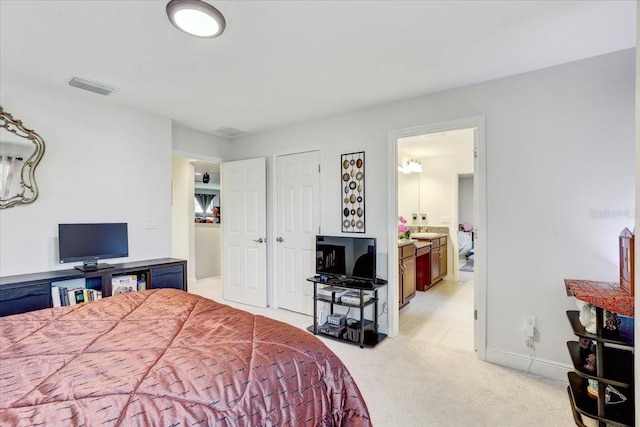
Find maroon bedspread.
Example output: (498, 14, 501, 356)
(0, 289, 371, 426)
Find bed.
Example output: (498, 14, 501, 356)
(457, 231, 473, 258)
(0, 289, 371, 426)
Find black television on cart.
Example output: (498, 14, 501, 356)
(315, 235, 376, 282)
(58, 223, 129, 271)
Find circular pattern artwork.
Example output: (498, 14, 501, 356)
(341, 151, 365, 233)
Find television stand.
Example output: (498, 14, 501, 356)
(0, 258, 187, 317)
(307, 276, 387, 348)
(75, 262, 115, 272)
(323, 276, 387, 289)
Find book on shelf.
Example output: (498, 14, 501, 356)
(137, 274, 147, 291)
(112, 275, 138, 295)
(51, 285, 102, 307)
(70, 288, 82, 305)
(51, 287, 62, 307)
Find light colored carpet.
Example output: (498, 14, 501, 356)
(189, 276, 573, 426)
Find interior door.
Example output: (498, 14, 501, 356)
(275, 151, 320, 315)
(221, 158, 267, 307)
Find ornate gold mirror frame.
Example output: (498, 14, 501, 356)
(0, 106, 45, 209)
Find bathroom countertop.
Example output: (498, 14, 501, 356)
(397, 240, 432, 249)
(413, 241, 432, 249)
(411, 232, 447, 239)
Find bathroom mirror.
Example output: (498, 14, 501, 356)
(193, 161, 221, 223)
(0, 106, 45, 209)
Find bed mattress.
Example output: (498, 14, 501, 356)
(0, 289, 371, 426)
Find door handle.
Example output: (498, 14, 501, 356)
(253, 238, 265, 243)
(276, 237, 284, 243)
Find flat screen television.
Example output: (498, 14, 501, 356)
(316, 235, 376, 282)
(58, 223, 129, 271)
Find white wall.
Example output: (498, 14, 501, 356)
(171, 156, 195, 283)
(458, 176, 474, 227)
(419, 150, 473, 231)
(195, 224, 221, 278)
(0, 72, 172, 276)
(172, 124, 230, 160)
(230, 49, 635, 374)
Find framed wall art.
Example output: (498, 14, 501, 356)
(341, 151, 365, 233)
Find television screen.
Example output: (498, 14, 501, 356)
(58, 223, 129, 268)
(316, 235, 376, 281)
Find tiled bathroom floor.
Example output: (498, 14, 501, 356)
(399, 271, 475, 352)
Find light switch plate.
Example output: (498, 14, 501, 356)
(145, 217, 158, 229)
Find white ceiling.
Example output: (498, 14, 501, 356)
(0, 1, 636, 138)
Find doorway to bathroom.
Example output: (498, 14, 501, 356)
(397, 129, 475, 352)
(388, 116, 486, 359)
(397, 129, 474, 279)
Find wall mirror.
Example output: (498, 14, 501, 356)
(193, 161, 221, 223)
(0, 106, 45, 209)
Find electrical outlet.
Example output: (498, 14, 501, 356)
(524, 316, 536, 337)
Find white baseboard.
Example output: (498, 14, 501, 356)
(485, 347, 571, 382)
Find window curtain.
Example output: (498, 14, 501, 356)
(195, 193, 216, 212)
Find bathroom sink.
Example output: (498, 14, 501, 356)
(411, 232, 442, 239)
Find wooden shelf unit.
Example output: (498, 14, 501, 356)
(0, 258, 187, 316)
(565, 280, 634, 427)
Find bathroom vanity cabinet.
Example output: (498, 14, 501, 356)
(398, 242, 416, 308)
(415, 244, 432, 291)
(414, 234, 448, 285)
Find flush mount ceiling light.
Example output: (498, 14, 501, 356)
(166, 0, 226, 38)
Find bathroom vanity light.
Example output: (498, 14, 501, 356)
(166, 0, 226, 38)
(398, 159, 423, 174)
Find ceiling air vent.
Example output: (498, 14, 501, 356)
(215, 126, 245, 137)
(68, 77, 117, 96)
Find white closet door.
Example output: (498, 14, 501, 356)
(275, 151, 320, 315)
